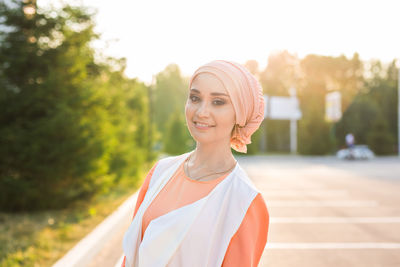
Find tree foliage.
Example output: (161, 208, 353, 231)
(257, 50, 397, 155)
(164, 108, 194, 155)
(335, 60, 398, 154)
(0, 1, 153, 211)
(296, 53, 363, 154)
(153, 64, 188, 134)
(152, 64, 194, 152)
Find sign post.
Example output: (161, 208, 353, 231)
(289, 87, 298, 154)
(398, 68, 400, 157)
(263, 90, 302, 154)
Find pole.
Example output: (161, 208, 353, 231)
(260, 120, 266, 153)
(398, 68, 400, 157)
(290, 119, 297, 154)
(289, 87, 298, 154)
(260, 95, 269, 153)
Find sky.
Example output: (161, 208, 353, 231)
(37, 0, 400, 85)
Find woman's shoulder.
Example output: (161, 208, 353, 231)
(230, 163, 260, 196)
(217, 163, 263, 217)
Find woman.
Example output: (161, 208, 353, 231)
(122, 60, 269, 267)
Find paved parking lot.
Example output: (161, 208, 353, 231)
(240, 156, 400, 267)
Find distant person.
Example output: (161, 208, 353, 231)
(122, 60, 269, 267)
(346, 133, 355, 149)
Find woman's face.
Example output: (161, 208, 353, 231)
(185, 73, 236, 146)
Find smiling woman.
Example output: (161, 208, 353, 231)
(122, 60, 269, 267)
(185, 72, 236, 155)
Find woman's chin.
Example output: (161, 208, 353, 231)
(190, 133, 214, 143)
(191, 136, 232, 147)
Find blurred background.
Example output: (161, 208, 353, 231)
(0, 0, 399, 266)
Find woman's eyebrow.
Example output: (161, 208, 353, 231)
(190, 88, 229, 97)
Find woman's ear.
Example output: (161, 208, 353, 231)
(231, 124, 237, 137)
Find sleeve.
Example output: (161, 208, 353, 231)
(122, 161, 159, 267)
(221, 193, 270, 267)
(131, 161, 159, 219)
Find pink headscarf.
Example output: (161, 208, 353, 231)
(189, 60, 265, 153)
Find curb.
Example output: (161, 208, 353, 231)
(52, 192, 139, 267)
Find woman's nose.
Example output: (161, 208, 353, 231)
(196, 102, 210, 117)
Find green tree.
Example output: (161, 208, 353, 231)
(335, 59, 398, 154)
(364, 60, 398, 149)
(367, 116, 395, 155)
(244, 119, 264, 155)
(0, 1, 153, 210)
(258, 51, 299, 152)
(298, 111, 333, 155)
(297, 54, 363, 154)
(96, 66, 154, 183)
(153, 64, 188, 135)
(260, 50, 299, 97)
(0, 1, 109, 210)
(163, 108, 193, 155)
(334, 95, 379, 147)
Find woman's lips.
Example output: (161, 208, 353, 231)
(194, 121, 215, 130)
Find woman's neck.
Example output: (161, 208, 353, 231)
(188, 141, 236, 174)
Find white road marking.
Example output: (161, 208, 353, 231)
(266, 200, 379, 207)
(263, 190, 349, 196)
(270, 217, 400, 223)
(266, 243, 400, 249)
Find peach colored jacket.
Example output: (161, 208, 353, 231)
(122, 152, 269, 267)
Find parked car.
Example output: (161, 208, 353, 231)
(336, 145, 375, 160)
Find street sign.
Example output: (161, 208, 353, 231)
(325, 91, 342, 122)
(264, 95, 302, 120)
(263, 93, 302, 154)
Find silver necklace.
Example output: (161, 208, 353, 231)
(185, 153, 237, 181)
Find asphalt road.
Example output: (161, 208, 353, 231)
(243, 155, 400, 267)
(88, 155, 400, 267)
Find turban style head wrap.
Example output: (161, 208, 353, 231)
(188, 60, 265, 153)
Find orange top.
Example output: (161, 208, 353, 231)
(123, 160, 269, 267)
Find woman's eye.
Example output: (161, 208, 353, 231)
(189, 95, 225, 106)
(190, 95, 199, 102)
(213, 100, 225, 105)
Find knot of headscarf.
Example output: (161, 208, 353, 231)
(188, 60, 265, 153)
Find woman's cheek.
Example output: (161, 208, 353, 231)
(220, 109, 236, 128)
(185, 104, 196, 125)
(185, 103, 192, 116)
(185, 101, 192, 114)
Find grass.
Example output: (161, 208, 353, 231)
(0, 164, 151, 267)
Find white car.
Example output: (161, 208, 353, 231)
(336, 145, 375, 160)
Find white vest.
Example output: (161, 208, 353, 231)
(123, 151, 259, 267)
